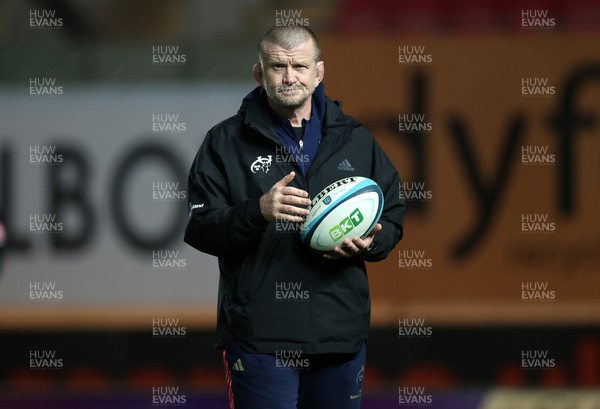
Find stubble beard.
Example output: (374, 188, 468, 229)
(266, 82, 314, 108)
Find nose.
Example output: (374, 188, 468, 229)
(282, 66, 296, 85)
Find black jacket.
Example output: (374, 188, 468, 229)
(184, 86, 404, 354)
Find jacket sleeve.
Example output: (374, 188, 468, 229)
(364, 133, 405, 262)
(184, 131, 269, 257)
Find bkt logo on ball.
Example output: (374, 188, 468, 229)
(301, 177, 383, 253)
(329, 208, 364, 242)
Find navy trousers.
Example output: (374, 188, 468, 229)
(222, 340, 366, 409)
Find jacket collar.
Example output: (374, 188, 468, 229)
(240, 87, 279, 143)
(239, 84, 349, 141)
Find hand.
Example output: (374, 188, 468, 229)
(260, 171, 311, 223)
(323, 223, 382, 260)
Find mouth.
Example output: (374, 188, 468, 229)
(277, 86, 303, 95)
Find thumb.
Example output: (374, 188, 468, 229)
(367, 223, 382, 238)
(276, 171, 296, 187)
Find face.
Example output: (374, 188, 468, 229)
(254, 40, 324, 109)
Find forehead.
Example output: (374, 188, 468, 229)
(262, 40, 316, 63)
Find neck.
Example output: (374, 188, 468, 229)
(267, 96, 312, 127)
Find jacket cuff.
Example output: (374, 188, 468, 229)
(246, 197, 270, 229)
(361, 238, 378, 260)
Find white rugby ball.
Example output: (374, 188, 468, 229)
(300, 177, 384, 253)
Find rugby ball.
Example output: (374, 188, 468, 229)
(300, 177, 384, 253)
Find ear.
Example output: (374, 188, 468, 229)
(253, 63, 263, 86)
(315, 61, 324, 86)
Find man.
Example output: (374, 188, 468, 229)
(185, 25, 404, 409)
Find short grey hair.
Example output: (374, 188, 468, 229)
(257, 26, 321, 65)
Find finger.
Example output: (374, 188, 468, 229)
(281, 186, 310, 199)
(282, 205, 310, 216)
(323, 247, 347, 259)
(278, 204, 310, 217)
(275, 171, 296, 188)
(342, 238, 360, 253)
(351, 236, 370, 251)
(333, 246, 351, 257)
(281, 194, 311, 208)
(367, 223, 382, 238)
